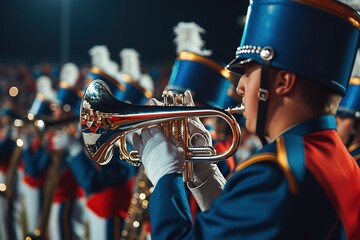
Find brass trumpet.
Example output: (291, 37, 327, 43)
(81, 80, 244, 166)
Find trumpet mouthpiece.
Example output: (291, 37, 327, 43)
(226, 104, 244, 115)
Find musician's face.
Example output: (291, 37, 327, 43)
(236, 62, 261, 134)
(336, 116, 355, 145)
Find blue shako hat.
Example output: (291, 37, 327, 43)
(56, 85, 82, 117)
(166, 51, 234, 108)
(86, 66, 126, 98)
(115, 74, 153, 105)
(227, 0, 360, 142)
(29, 93, 56, 118)
(337, 77, 360, 119)
(56, 63, 83, 117)
(227, 0, 360, 96)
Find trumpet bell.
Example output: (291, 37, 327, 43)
(81, 80, 243, 165)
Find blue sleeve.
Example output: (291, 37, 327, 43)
(22, 147, 50, 177)
(149, 173, 193, 239)
(149, 162, 291, 240)
(67, 150, 138, 195)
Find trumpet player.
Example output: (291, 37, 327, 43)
(132, 1, 360, 239)
(23, 65, 87, 240)
(336, 49, 360, 166)
(45, 62, 88, 240)
(21, 75, 59, 237)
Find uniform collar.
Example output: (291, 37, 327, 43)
(283, 115, 337, 137)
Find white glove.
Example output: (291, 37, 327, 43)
(184, 90, 220, 185)
(146, 92, 220, 185)
(52, 131, 83, 157)
(132, 126, 185, 187)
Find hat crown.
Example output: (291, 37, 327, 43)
(229, 0, 360, 95)
(119, 48, 141, 80)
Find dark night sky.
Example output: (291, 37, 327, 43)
(0, 0, 249, 66)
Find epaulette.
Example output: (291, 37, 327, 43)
(235, 135, 305, 194)
(348, 143, 360, 161)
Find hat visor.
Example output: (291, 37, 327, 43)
(226, 57, 253, 74)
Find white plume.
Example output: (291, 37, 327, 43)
(351, 49, 360, 78)
(139, 74, 154, 92)
(173, 22, 212, 56)
(36, 76, 57, 102)
(82, 100, 91, 110)
(337, 0, 360, 10)
(89, 45, 111, 70)
(119, 48, 141, 80)
(60, 62, 79, 87)
(89, 45, 123, 83)
(103, 60, 119, 78)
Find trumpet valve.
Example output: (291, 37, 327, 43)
(161, 93, 169, 105)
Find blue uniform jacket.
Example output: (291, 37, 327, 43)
(67, 148, 137, 195)
(149, 115, 360, 240)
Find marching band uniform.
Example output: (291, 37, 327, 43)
(21, 76, 58, 237)
(47, 62, 88, 240)
(67, 147, 137, 240)
(336, 49, 360, 166)
(133, 1, 360, 239)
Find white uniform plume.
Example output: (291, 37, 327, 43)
(105, 60, 120, 78)
(89, 45, 121, 81)
(36, 76, 57, 103)
(89, 45, 111, 70)
(119, 48, 154, 92)
(119, 48, 142, 80)
(173, 22, 212, 56)
(60, 62, 79, 87)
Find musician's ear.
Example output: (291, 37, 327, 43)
(274, 70, 296, 95)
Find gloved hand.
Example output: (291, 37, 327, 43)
(132, 126, 185, 187)
(51, 130, 83, 157)
(184, 90, 219, 186)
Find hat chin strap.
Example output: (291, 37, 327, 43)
(256, 59, 270, 146)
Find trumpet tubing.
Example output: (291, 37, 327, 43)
(81, 80, 243, 167)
